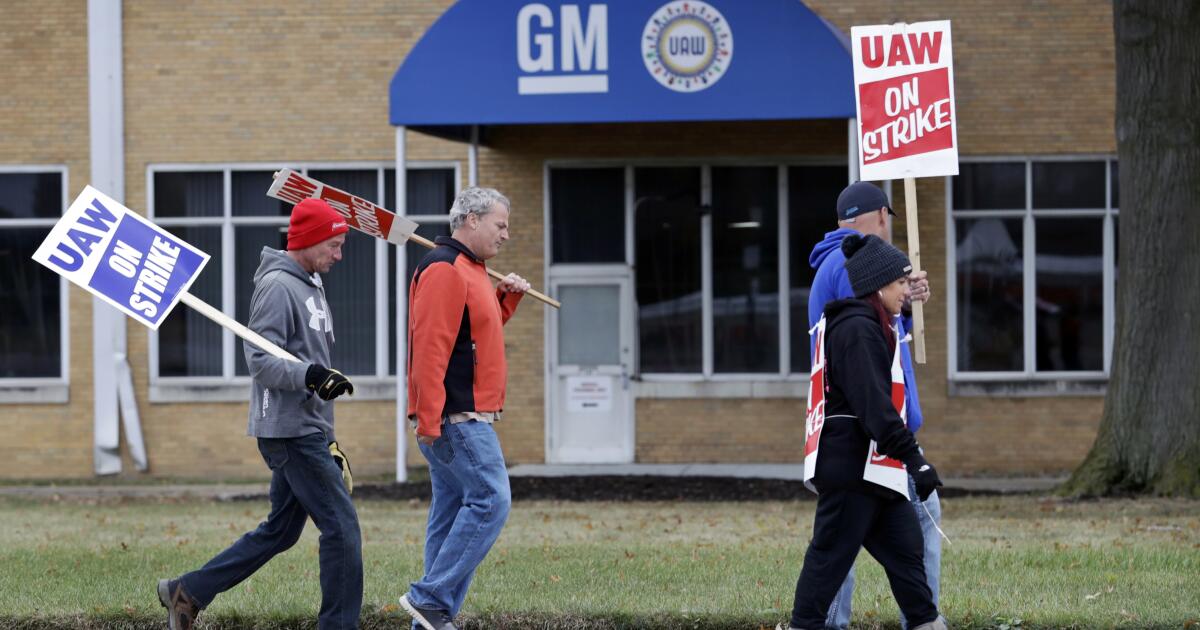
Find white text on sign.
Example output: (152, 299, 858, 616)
(517, 3, 609, 94)
(113, 236, 182, 318)
(862, 76, 952, 162)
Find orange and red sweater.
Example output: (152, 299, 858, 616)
(407, 236, 522, 438)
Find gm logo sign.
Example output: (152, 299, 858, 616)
(517, 4, 609, 95)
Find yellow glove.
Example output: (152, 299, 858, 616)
(329, 441, 353, 495)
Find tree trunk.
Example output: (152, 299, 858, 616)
(1062, 0, 1200, 497)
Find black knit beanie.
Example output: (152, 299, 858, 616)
(842, 234, 913, 298)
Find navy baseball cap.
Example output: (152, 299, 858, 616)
(836, 181, 895, 221)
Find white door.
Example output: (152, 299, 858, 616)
(548, 275, 634, 463)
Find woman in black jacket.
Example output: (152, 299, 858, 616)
(783, 234, 945, 630)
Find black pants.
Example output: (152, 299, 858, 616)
(790, 488, 938, 629)
(181, 433, 363, 630)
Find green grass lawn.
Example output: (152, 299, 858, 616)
(0, 493, 1195, 629)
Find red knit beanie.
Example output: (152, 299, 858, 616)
(288, 198, 349, 250)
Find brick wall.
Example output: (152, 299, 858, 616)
(0, 1, 94, 478)
(116, 0, 468, 480)
(484, 123, 1104, 473)
(818, 0, 1116, 473)
(892, 178, 1105, 474)
(810, 0, 1117, 156)
(0, 0, 1115, 479)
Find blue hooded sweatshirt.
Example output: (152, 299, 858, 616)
(807, 228, 924, 433)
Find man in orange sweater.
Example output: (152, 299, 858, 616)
(398, 187, 529, 630)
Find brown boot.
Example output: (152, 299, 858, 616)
(157, 578, 201, 630)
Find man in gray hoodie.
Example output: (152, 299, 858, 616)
(157, 198, 361, 630)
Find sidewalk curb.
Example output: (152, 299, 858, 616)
(0, 466, 1069, 501)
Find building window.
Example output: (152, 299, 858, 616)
(386, 168, 453, 376)
(949, 158, 1118, 381)
(551, 167, 625, 264)
(149, 163, 457, 385)
(633, 166, 703, 373)
(788, 165, 849, 374)
(0, 168, 69, 384)
(550, 163, 846, 380)
(712, 166, 780, 373)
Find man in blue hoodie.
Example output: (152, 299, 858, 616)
(806, 181, 940, 630)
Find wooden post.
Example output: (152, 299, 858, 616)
(406, 233, 562, 308)
(178, 291, 300, 363)
(902, 177, 927, 364)
(270, 170, 561, 309)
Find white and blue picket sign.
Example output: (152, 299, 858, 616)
(32, 185, 209, 330)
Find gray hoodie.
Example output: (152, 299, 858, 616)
(244, 247, 337, 440)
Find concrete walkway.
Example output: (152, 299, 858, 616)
(0, 465, 1066, 499)
(508, 463, 1067, 494)
(0, 483, 270, 500)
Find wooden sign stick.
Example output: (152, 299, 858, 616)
(269, 170, 561, 309)
(178, 291, 300, 363)
(903, 177, 927, 364)
(405, 232, 561, 309)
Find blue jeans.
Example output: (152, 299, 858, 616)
(824, 476, 942, 629)
(407, 420, 511, 619)
(180, 432, 362, 630)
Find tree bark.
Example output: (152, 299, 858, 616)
(1062, 0, 1200, 497)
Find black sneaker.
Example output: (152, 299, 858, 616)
(157, 578, 201, 630)
(399, 594, 459, 630)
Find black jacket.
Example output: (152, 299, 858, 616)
(814, 299, 927, 498)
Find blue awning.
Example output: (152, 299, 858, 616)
(390, 0, 854, 132)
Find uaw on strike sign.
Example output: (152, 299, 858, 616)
(32, 187, 209, 329)
(268, 168, 417, 246)
(852, 20, 959, 181)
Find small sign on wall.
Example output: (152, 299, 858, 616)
(566, 376, 614, 413)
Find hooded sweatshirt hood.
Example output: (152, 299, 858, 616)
(823, 297, 878, 328)
(809, 227, 859, 270)
(254, 247, 319, 287)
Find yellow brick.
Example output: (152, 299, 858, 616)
(0, 0, 1114, 479)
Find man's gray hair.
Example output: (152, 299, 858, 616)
(449, 187, 510, 231)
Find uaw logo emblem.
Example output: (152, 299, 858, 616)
(642, 1, 733, 93)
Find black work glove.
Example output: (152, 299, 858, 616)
(909, 456, 943, 502)
(305, 364, 354, 401)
